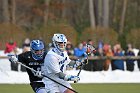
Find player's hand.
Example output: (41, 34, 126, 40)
(9, 55, 18, 63)
(64, 75, 80, 83)
(77, 57, 87, 65)
(34, 71, 43, 78)
(75, 60, 82, 67)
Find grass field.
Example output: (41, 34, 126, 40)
(0, 83, 140, 93)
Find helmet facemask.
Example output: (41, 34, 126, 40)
(30, 40, 45, 60)
(54, 41, 67, 52)
(31, 48, 44, 60)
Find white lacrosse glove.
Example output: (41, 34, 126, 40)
(34, 71, 43, 78)
(74, 57, 87, 68)
(74, 60, 82, 68)
(9, 55, 18, 63)
(64, 75, 80, 83)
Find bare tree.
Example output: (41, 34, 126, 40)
(89, 0, 96, 29)
(11, 0, 16, 24)
(102, 0, 109, 28)
(119, 0, 128, 35)
(96, 0, 102, 26)
(62, 0, 66, 18)
(44, 0, 50, 26)
(2, 0, 10, 24)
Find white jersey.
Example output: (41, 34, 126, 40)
(42, 48, 72, 93)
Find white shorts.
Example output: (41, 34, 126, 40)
(43, 78, 72, 93)
(36, 88, 46, 93)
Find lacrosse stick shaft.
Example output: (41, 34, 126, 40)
(16, 61, 78, 93)
(74, 57, 88, 83)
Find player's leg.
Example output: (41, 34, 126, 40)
(30, 82, 46, 93)
(59, 81, 73, 93)
(44, 81, 60, 93)
(36, 88, 46, 93)
(64, 89, 74, 93)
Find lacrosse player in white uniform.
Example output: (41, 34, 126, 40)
(42, 33, 85, 93)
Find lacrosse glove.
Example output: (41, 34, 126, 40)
(64, 75, 80, 83)
(34, 70, 43, 78)
(9, 55, 18, 63)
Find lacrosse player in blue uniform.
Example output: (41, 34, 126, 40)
(9, 40, 47, 93)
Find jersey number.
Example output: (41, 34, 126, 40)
(60, 64, 64, 72)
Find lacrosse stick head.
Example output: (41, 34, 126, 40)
(86, 44, 96, 55)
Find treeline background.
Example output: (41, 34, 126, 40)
(0, 0, 140, 49)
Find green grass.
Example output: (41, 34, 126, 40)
(0, 83, 140, 93)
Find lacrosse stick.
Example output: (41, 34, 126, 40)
(74, 44, 96, 83)
(74, 59, 85, 83)
(16, 61, 78, 93)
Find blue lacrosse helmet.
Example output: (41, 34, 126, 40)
(30, 40, 45, 60)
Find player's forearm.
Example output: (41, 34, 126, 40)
(68, 60, 76, 68)
(68, 60, 83, 68)
(56, 72, 80, 82)
(56, 72, 66, 79)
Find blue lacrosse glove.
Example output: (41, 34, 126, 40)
(64, 75, 80, 83)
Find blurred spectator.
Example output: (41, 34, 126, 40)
(22, 38, 30, 53)
(66, 41, 74, 56)
(20, 38, 31, 72)
(98, 40, 104, 49)
(87, 39, 93, 45)
(48, 42, 54, 51)
(103, 44, 114, 71)
(137, 51, 140, 71)
(82, 41, 87, 49)
(112, 44, 124, 71)
(93, 47, 105, 71)
(74, 43, 86, 58)
(4, 39, 19, 71)
(125, 44, 135, 71)
(4, 40, 17, 55)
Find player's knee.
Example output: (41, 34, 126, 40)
(36, 88, 46, 93)
(64, 89, 74, 93)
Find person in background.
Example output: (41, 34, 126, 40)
(66, 41, 74, 56)
(20, 38, 31, 72)
(9, 40, 47, 93)
(74, 43, 86, 58)
(82, 41, 87, 49)
(22, 38, 31, 53)
(4, 40, 17, 55)
(125, 44, 135, 71)
(5, 39, 21, 71)
(93, 47, 105, 71)
(112, 44, 124, 71)
(103, 44, 114, 71)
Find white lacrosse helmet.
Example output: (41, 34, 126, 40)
(52, 33, 67, 52)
